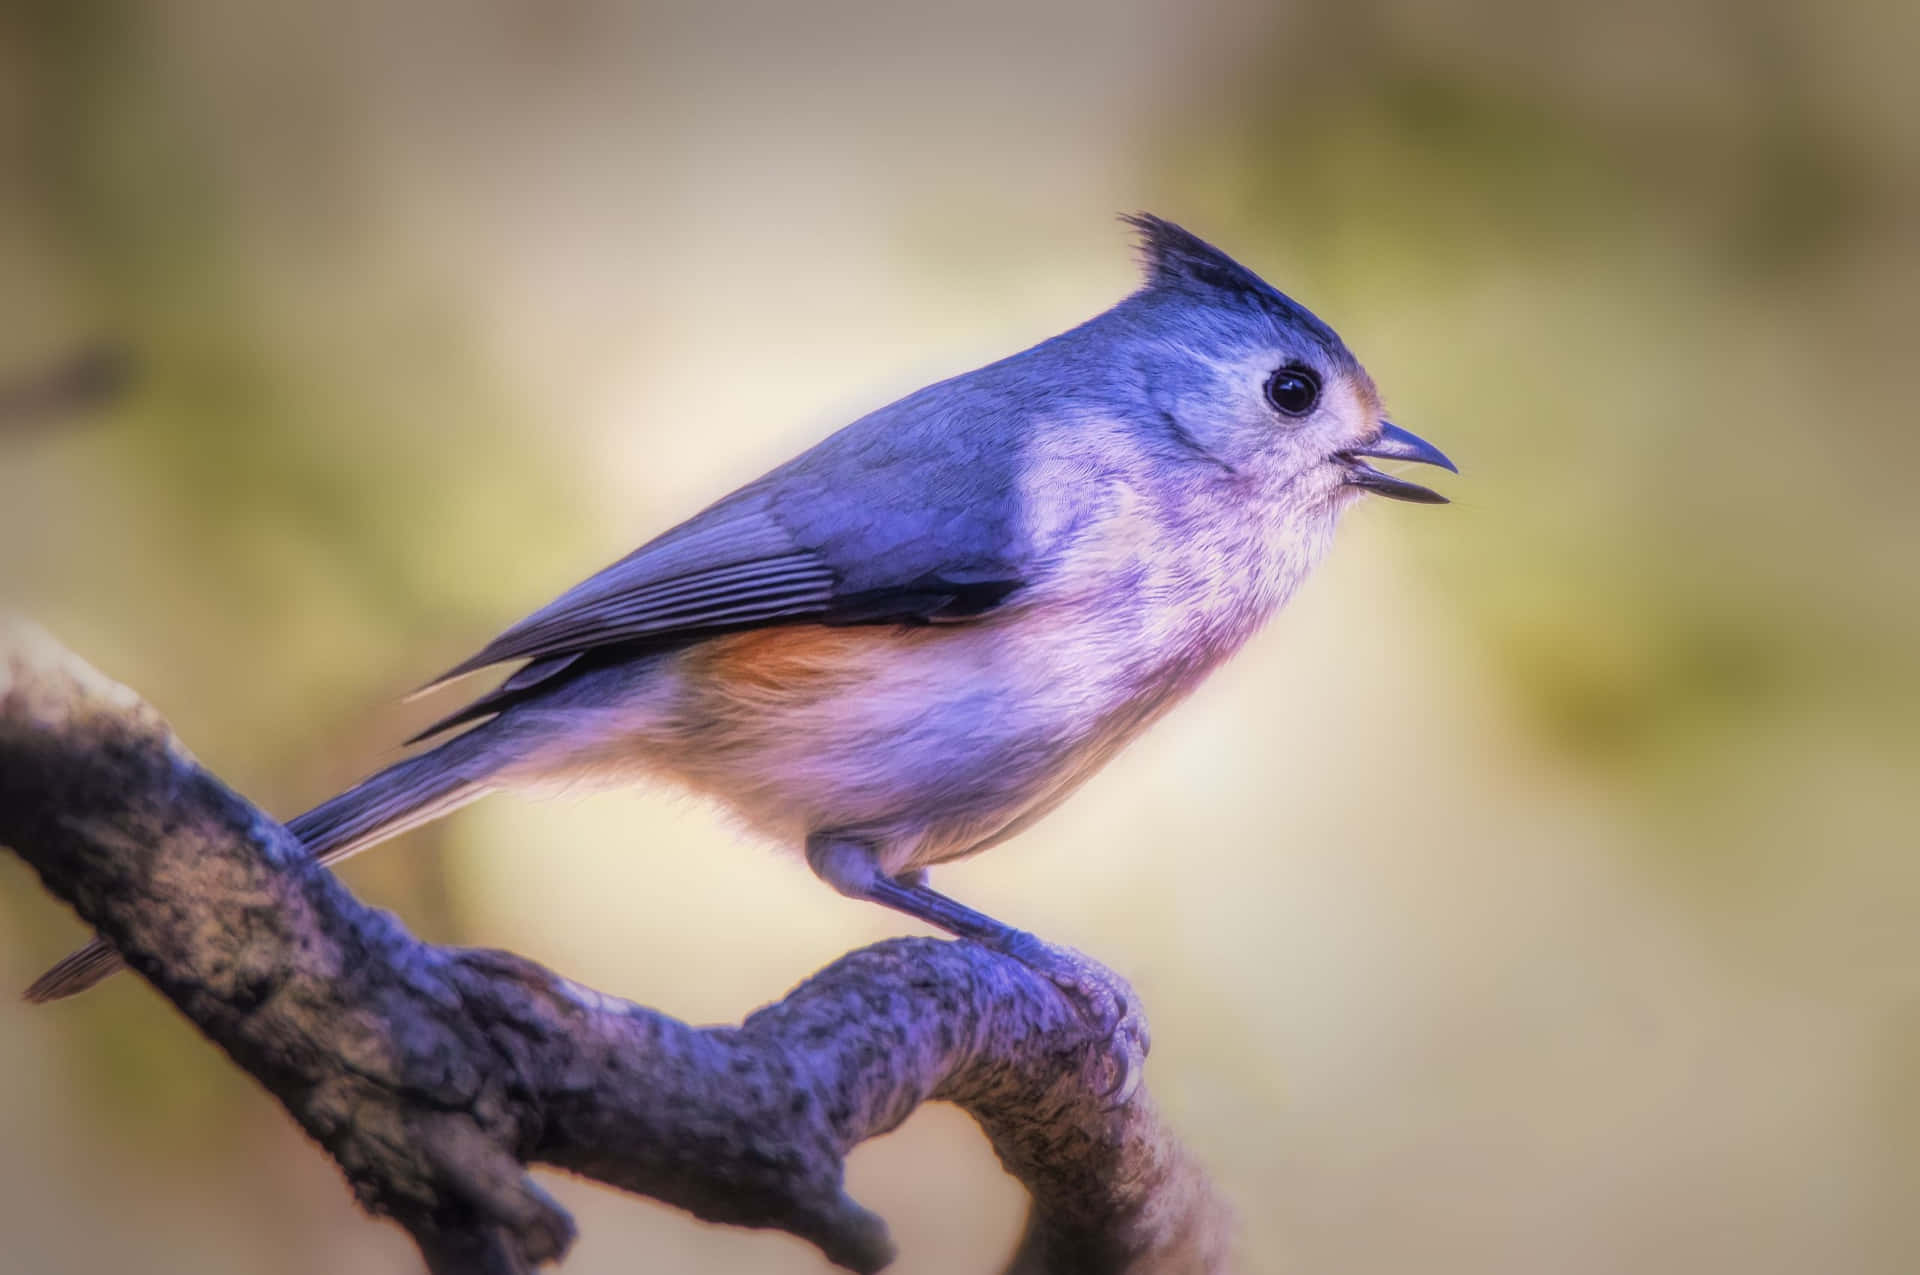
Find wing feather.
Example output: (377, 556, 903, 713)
(412, 364, 1045, 738)
(423, 492, 840, 689)
(447, 552, 835, 673)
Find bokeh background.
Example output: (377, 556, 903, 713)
(2, 1, 1916, 1271)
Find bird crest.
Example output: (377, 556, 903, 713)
(1122, 212, 1276, 301)
(1122, 212, 1344, 355)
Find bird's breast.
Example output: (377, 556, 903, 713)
(634, 461, 1326, 868)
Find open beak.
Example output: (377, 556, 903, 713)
(1339, 423, 1457, 504)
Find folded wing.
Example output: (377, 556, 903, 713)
(410, 391, 1035, 742)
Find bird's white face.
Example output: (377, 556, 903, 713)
(1151, 340, 1454, 515)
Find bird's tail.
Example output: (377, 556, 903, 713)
(23, 732, 500, 1004)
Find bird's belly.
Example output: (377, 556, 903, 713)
(646, 616, 1173, 874)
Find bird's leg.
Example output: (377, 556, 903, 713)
(806, 836, 1148, 1100)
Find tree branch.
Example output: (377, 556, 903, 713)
(0, 621, 1232, 1273)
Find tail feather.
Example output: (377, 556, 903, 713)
(22, 941, 126, 1005)
(24, 736, 497, 1004)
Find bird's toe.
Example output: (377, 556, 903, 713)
(997, 931, 1150, 1105)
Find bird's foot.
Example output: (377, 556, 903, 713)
(818, 849, 1151, 1104)
(998, 931, 1150, 1105)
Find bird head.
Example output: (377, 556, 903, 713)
(1113, 214, 1455, 509)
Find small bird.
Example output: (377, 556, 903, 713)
(28, 216, 1454, 1044)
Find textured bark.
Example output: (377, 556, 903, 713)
(0, 621, 1232, 1273)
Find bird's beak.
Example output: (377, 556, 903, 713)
(1339, 423, 1457, 504)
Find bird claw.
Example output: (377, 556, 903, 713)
(999, 932, 1150, 1106)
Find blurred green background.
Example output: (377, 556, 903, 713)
(2, 1, 1916, 1271)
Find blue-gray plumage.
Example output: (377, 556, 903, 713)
(27, 215, 1456, 1055)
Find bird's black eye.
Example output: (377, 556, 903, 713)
(1265, 366, 1320, 417)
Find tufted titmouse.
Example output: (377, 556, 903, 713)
(28, 216, 1454, 1038)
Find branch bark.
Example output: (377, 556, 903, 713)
(0, 621, 1232, 1274)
